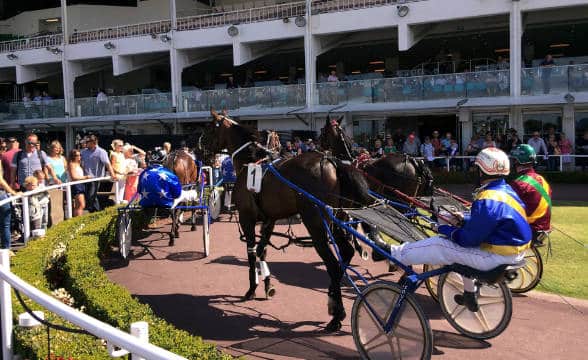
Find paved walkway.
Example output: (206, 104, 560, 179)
(106, 216, 588, 360)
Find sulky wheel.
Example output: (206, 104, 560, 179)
(422, 264, 441, 302)
(507, 247, 543, 293)
(438, 272, 512, 340)
(351, 282, 433, 360)
(117, 212, 132, 260)
(208, 187, 222, 220)
(202, 208, 210, 257)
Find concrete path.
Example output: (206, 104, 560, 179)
(106, 216, 588, 360)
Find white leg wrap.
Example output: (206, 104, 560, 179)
(259, 261, 270, 279)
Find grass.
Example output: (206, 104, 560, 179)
(537, 201, 588, 299)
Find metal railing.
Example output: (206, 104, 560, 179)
(311, 0, 426, 14)
(317, 69, 510, 105)
(182, 84, 306, 112)
(0, 33, 63, 53)
(0, 251, 187, 360)
(522, 64, 588, 96)
(0, 99, 65, 121)
(69, 20, 172, 44)
(73, 93, 173, 117)
(0, 177, 117, 243)
(177, 1, 306, 31)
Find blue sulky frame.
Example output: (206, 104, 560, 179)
(116, 160, 213, 259)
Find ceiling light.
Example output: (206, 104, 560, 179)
(279, 76, 288, 80)
(369, 61, 384, 65)
(254, 70, 267, 74)
(397, 5, 409, 17)
(328, 64, 337, 68)
(374, 69, 385, 72)
(494, 48, 510, 53)
(227, 25, 239, 37)
(297, 67, 304, 71)
(294, 16, 306, 27)
(45, 18, 60, 23)
(551, 53, 564, 57)
(220, 73, 233, 77)
(549, 43, 570, 48)
(351, 70, 361, 74)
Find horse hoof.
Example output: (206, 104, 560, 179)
(243, 289, 256, 301)
(190, 226, 196, 232)
(325, 319, 342, 333)
(265, 286, 276, 299)
(360, 248, 369, 261)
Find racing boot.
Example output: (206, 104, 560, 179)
(454, 291, 479, 312)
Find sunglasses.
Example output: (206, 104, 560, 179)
(26, 141, 39, 145)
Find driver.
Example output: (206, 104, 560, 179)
(388, 148, 532, 311)
(509, 144, 552, 246)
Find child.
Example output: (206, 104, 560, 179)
(33, 170, 50, 230)
(23, 176, 45, 238)
(420, 137, 435, 169)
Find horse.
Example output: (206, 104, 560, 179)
(164, 150, 199, 244)
(200, 109, 374, 332)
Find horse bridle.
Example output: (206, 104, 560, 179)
(325, 119, 354, 161)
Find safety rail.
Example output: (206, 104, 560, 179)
(0, 251, 187, 360)
(177, 1, 306, 31)
(311, 0, 427, 14)
(74, 92, 173, 117)
(0, 176, 118, 243)
(0, 33, 63, 53)
(522, 64, 588, 96)
(69, 20, 172, 44)
(0, 99, 65, 121)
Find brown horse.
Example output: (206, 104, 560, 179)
(201, 109, 373, 332)
(164, 150, 199, 243)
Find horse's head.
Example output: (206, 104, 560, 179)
(262, 130, 282, 153)
(201, 108, 240, 154)
(408, 156, 435, 196)
(319, 115, 354, 161)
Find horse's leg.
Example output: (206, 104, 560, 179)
(169, 208, 176, 246)
(257, 220, 276, 299)
(241, 216, 259, 301)
(299, 205, 346, 332)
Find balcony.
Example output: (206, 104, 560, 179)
(0, 34, 63, 53)
(522, 64, 588, 96)
(0, 99, 65, 121)
(316, 70, 510, 106)
(73, 93, 173, 117)
(182, 84, 306, 113)
(311, 0, 428, 15)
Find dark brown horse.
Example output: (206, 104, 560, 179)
(164, 150, 199, 243)
(201, 109, 373, 332)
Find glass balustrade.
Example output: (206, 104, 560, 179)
(0, 99, 65, 121)
(73, 93, 173, 117)
(522, 64, 588, 96)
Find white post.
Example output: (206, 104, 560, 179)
(510, 0, 522, 98)
(22, 196, 30, 243)
(130, 321, 149, 360)
(559, 155, 563, 172)
(304, 0, 316, 109)
(65, 184, 73, 219)
(114, 180, 121, 205)
(0, 250, 13, 360)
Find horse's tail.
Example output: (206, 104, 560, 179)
(335, 160, 374, 207)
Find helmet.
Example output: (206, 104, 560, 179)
(510, 144, 536, 165)
(474, 147, 510, 176)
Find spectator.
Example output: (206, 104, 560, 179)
(96, 89, 108, 115)
(546, 134, 561, 171)
(371, 139, 383, 158)
(441, 132, 453, 155)
(576, 130, 588, 170)
(47, 140, 67, 184)
(540, 54, 555, 94)
(431, 130, 442, 156)
(0, 161, 18, 253)
(383, 136, 397, 155)
(559, 132, 573, 170)
(327, 70, 339, 82)
(420, 136, 435, 168)
(482, 132, 497, 149)
(402, 134, 419, 156)
(356, 148, 371, 167)
(123, 143, 145, 202)
(1, 137, 19, 183)
(449, 138, 459, 170)
(10, 134, 55, 190)
(282, 141, 297, 157)
(67, 149, 90, 217)
(505, 128, 521, 153)
(527, 131, 548, 157)
(81, 135, 115, 213)
(497, 56, 509, 70)
(110, 139, 126, 204)
(226, 76, 237, 89)
(23, 176, 45, 238)
(392, 128, 406, 148)
(32, 90, 42, 106)
(162, 142, 172, 156)
(42, 91, 52, 105)
(307, 139, 316, 152)
(0, 139, 6, 157)
(33, 170, 50, 230)
(464, 134, 481, 171)
(544, 125, 560, 143)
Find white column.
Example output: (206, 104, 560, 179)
(510, 0, 522, 98)
(458, 108, 472, 148)
(510, 106, 524, 136)
(563, 104, 575, 147)
(304, 0, 316, 108)
(169, 0, 179, 111)
(61, 0, 73, 116)
(60, 0, 69, 45)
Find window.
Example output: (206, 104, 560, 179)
(522, 112, 562, 141)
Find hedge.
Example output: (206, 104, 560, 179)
(10, 208, 233, 360)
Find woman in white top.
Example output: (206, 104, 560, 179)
(68, 149, 92, 217)
(110, 139, 126, 204)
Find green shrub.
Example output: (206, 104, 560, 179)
(10, 208, 232, 359)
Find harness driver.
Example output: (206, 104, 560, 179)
(388, 148, 532, 311)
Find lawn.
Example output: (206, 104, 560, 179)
(537, 201, 588, 299)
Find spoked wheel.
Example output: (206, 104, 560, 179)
(422, 264, 441, 302)
(351, 282, 433, 360)
(438, 272, 512, 340)
(507, 247, 543, 293)
(202, 209, 210, 257)
(208, 188, 222, 220)
(116, 212, 132, 260)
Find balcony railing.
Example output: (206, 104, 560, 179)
(0, 99, 65, 121)
(312, 0, 427, 14)
(69, 20, 172, 44)
(522, 64, 588, 96)
(182, 84, 306, 112)
(73, 93, 173, 117)
(316, 70, 510, 105)
(177, 1, 306, 31)
(0, 33, 63, 53)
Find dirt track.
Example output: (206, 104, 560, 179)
(106, 215, 588, 360)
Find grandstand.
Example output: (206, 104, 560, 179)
(0, 0, 587, 153)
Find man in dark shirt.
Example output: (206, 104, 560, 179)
(540, 54, 555, 94)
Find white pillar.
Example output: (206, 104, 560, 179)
(61, 0, 74, 116)
(0, 251, 13, 360)
(510, 0, 522, 98)
(60, 0, 69, 45)
(304, 0, 316, 108)
(169, 0, 179, 111)
(563, 104, 575, 148)
(510, 106, 524, 136)
(459, 108, 472, 148)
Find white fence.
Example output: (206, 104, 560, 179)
(0, 251, 187, 360)
(0, 177, 118, 244)
(0, 34, 63, 53)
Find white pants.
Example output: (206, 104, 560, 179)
(114, 179, 126, 204)
(390, 236, 524, 292)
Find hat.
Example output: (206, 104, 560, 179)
(432, 130, 439, 135)
(409, 134, 415, 139)
(7, 137, 16, 142)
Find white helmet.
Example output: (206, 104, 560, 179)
(474, 147, 510, 176)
